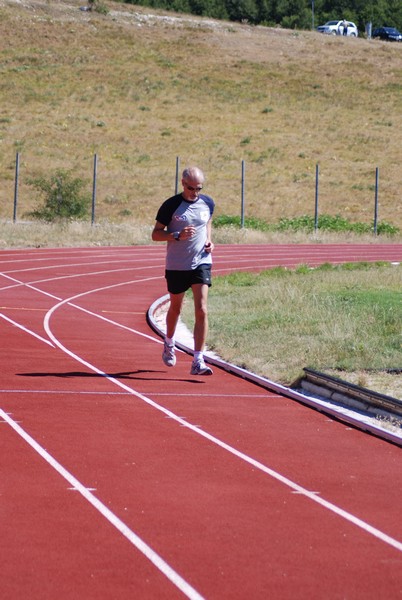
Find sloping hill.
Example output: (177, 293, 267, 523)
(0, 0, 401, 228)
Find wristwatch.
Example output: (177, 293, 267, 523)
(173, 231, 180, 241)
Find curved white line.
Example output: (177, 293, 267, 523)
(43, 281, 402, 555)
(0, 273, 163, 348)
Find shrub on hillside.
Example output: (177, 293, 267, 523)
(26, 170, 91, 222)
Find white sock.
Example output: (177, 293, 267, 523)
(194, 351, 203, 363)
(165, 336, 174, 346)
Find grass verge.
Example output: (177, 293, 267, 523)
(1, 217, 401, 249)
(182, 262, 402, 399)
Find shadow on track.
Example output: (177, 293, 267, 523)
(17, 370, 206, 384)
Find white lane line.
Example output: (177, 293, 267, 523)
(70, 302, 162, 344)
(0, 249, 159, 267)
(0, 312, 54, 347)
(0, 264, 161, 289)
(0, 389, 134, 396)
(30, 264, 160, 286)
(0, 258, 162, 276)
(0, 408, 204, 600)
(0, 272, 163, 348)
(149, 393, 276, 398)
(0, 389, 274, 399)
(43, 288, 402, 555)
(0, 273, 61, 346)
(0, 306, 48, 311)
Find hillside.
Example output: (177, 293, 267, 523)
(0, 0, 401, 228)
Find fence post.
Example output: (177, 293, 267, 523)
(373, 167, 379, 236)
(13, 152, 20, 223)
(314, 163, 319, 233)
(241, 160, 245, 228)
(175, 156, 180, 194)
(91, 153, 98, 226)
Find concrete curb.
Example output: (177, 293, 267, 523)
(147, 294, 402, 447)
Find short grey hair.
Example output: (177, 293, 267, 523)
(182, 166, 204, 183)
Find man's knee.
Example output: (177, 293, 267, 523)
(194, 304, 208, 322)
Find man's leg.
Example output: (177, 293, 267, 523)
(162, 292, 185, 367)
(190, 284, 213, 375)
(166, 291, 185, 340)
(192, 283, 209, 352)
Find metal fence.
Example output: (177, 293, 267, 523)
(11, 153, 383, 234)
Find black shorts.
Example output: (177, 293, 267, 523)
(165, 264, 212, 295)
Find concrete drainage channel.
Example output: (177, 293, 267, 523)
(297, 369, 402, 444)
(147, 295, 402, 447)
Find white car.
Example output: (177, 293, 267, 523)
(317, 20, 358, 37)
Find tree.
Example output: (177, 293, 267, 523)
(123, 0, 402, 29)
(277, 0, 311, 28)
(225, 0, 259, 23)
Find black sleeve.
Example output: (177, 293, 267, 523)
(155, 195, 183, 226)
(203, 194, 215, 217)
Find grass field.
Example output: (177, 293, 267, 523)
(181, 262, 402, 400)
(214, 265, 399, 389)
(0, 0, 401, 230)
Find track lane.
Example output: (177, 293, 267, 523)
(1, 244, 401, 599)
(0, 411, 193, 600)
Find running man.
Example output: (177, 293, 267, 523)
(152, 166, 215, 375)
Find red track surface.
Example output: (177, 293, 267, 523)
(1, 244, 401, 599)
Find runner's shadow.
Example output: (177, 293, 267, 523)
(17, 370, 205, 384)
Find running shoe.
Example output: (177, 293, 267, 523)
(190, 359, 213, 376)
(162, 341, 176, 367)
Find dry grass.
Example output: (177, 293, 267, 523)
(0, 0, 401, 232)
(182, 264, 402, 399)
(0, 219, 152, 248)
(2, 218, 401, 249)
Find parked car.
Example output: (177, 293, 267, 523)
(372, 27, 402, 42)
(316, 20, 358, 37)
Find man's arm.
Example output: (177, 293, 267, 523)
(205, 218, 214, 253)
(152, 221, 196, 242)
(151, 220, 173, 242)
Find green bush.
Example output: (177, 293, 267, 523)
(213, 213, 400, 235)
(213, 214, 271, 230)
(277, 214, 400, 234)
(26, 169, 91, 222)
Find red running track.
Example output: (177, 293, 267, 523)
(1, 244, 401, 599)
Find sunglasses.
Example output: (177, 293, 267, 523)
(184, 183, 203, 192)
